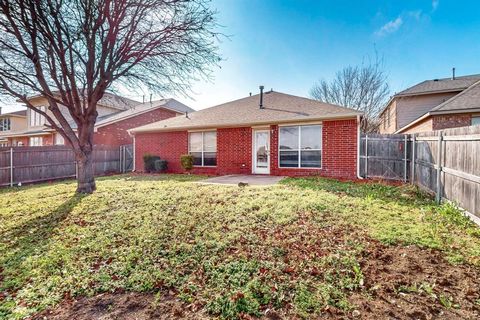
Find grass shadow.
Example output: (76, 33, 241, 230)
(1, 194, 86, 294)
(97, 173, 206, 183)
(281, 176, 431, 206)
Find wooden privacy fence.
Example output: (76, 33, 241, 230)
(360, 126, 480, 221)
(0, 144, 133, 187)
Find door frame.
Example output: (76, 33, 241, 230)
(252, 129, 271, 174)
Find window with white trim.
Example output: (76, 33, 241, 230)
(30, 106, 46, 127)
(472, 116, 480, 126)
(55, 133, 65, 145)
(189, 131, 217, 166)
(0, 118, 10, 131)
(279, 125, 322, 168)
(29, 136, 43, 146)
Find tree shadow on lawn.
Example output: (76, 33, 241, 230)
(1, 194, 86, 294)
(98, 173, 206, 183)
(282, 176, 431, 206)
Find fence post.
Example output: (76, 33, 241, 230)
(122, 145, 126, 173)
(403, 135, 408, 182)
(364, 134, 368, 178)
(435, 132, 443, 204)
(411, 134, 416, 184)
(119, 145, 123, 173)
(10, 147, 13, 187)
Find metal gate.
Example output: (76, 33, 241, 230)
(119, 144, 134, 173)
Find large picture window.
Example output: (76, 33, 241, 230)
(472, 116, 480, 126)
(189, 131, 217, 166)
(279, 125, 322, 168)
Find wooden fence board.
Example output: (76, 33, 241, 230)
(0, 145, 132, 187)
(361, 126, 480, 219)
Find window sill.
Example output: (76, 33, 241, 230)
(278, 166, 322, 170)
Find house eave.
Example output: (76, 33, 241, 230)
(129, 114, 361, 134)
(94, 105, 183, 129)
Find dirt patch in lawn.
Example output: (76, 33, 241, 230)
(32, 292, 208, 320)
(351, 241, 480, 319)
(33, 237, 480, 320)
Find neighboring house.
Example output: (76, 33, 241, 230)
(129, 89, 362, 179)
(0, 110, 27, 147)
(0, 94, 193, 147)
(379, 73, 480, 134)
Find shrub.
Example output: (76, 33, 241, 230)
(180, 154, 194, 172)
(154, 159, 168, 172)
(143, 153, 160, 173)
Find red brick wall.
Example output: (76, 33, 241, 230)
(432, 114, 472, 131)
(135, 131, 188, 173)
(216, 127, 252, 175)
(134, 119, 358, 179)
(94, 108, 179, 147)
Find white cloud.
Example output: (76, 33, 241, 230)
(432, 0, 439, 11)
(375, 17, 403, 37)
(408, 10, 422, 21)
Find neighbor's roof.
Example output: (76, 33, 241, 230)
(395, 74, 480, 97)
(95, 98, 194, 128)
(0, 110, 27, 117)
(129, 91, 361, 133)
(25, 92, 140, 110)
(430, 81, 480, 114)
(394, 81, 480, 133)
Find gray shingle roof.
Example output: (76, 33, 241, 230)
(95, 98, 194, 127)
(97, 93, 140, 110)
(130, 91, 361, 133)
(430, 81, 480, 113)
(396, 74, 480, 96)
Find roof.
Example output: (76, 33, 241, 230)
(394, 81, 480, 133)
(95, 98, 194, 128)
(24, 92, 140, 110)
(130, 91, 362, 133)
(430, 81, 480, 113)
(395, 74, 480, 97)
(97, 93, 140, 110)
(0, 110, 27, 117)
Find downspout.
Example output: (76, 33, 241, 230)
(128, 130, 136, 172)
(356, 115, 363, 179)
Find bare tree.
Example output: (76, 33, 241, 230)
(0, 0, 220, 193)
(310, 56, 390, 132)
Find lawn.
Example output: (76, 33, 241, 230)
(1, 174, 479, 319)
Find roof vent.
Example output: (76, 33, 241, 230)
(452, 67, 456, 80)
(259, 85, 264, 109)
(433, 79, 439, 81)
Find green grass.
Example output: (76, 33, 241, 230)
(0, 174, 479, 319)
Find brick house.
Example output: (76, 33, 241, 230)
(0, 94, 193, 147)
(379, 73, 480, 134)
(129, 89, 362, 179)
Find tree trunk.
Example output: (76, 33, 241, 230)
(76, 150, 96, 194)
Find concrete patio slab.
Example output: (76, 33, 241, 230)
(198, 174, 285, 186)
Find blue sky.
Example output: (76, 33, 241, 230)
(3, 0, 480, 113)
